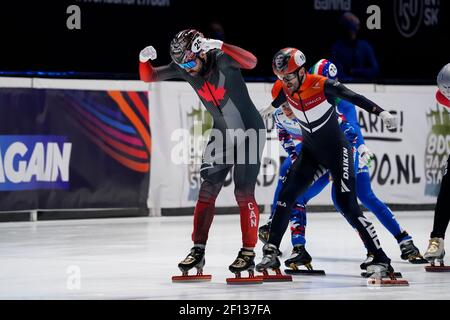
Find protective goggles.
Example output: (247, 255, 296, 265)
(279, 73, 297, 82)
(178, 59, 198, 69)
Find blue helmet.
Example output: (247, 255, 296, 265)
(309, 59, 338, 80)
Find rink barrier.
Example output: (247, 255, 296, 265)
(0, 77, 151, 220)
(149, 81, 446, 211)
(0, 208, 150, 223)
(0, 77, 446, 221)
(0, 203, 437, 222)
(160, 204, 436, 217)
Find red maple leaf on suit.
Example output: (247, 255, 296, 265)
(197, 82, 226, 107)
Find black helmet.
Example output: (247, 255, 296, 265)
(170, 29, 204, 64)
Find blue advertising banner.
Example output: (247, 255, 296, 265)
(0, 88, 150, 211)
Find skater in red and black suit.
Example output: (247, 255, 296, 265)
(139, 29, 265, 280)
(424, 63, 450, 269)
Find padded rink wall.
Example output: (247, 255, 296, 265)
(149, 82, 447, 213)
(0, 77, 446, 220)
(0, 77, 151, 221)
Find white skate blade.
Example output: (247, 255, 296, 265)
(361, 271, 402, 278)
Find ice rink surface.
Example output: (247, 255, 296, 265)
(0, 210, 449, 300)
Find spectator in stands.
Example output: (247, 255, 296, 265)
(208, 21, 226, 41)
(330, 12, 380, 82)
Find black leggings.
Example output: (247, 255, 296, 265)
(268, 131, 390, 263)
(431, 155, 450, 239)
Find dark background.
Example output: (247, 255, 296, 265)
(0, 0, 448, 83)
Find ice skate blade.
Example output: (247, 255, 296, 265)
(425, 265, 450, 272)
(172, 275, 212, 282)
(361, 272, 402, 278)
(226, 276, 263, 285)
(285, 269, 325, 276)
(367, 278, 409, 287)
(408, 258, 429, 264)
(261, 274, 293, 282)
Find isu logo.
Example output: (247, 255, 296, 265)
(394, 0, 424, 38)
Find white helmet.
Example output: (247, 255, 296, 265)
(437, 63, 450, 100)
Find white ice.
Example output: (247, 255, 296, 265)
(0, 211, 449, 300)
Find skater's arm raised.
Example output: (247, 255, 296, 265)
(221, 43, 257, 69)
(192, 37, 257, 69)
(325, 79, 397, 130)
(139, 62, 182, 82)
(139, 46, 184, 82)
(325, 79, 383, 114)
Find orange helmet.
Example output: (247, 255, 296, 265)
(272, 48, 306, 79)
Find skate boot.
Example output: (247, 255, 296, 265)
(226, 248, 262, 284)
(257, 221, 283, 256)
(258, 221, 271, 244)
(172, 246, 212, 282)
(424, 238, 450, 272)
(360, 252, 374, 270)
(399, 239, 428, 264)
(284, 245, 325, 275)
(256, 244, 292, 282)
(361, 253, 402, 278)
(365, 260, 408, 286)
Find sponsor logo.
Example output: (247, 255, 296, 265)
(343, 146, 349, 180)
(358, 216, 382, 249)
(76, 0, 171, 7)
(424, 104, 449, 196)
(0, 136, 72, 191)
(303, 96, 323, 108)
(341, 147, 351, 192)
(314, 0, 351, 11)
(341, 180, 350, 193)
